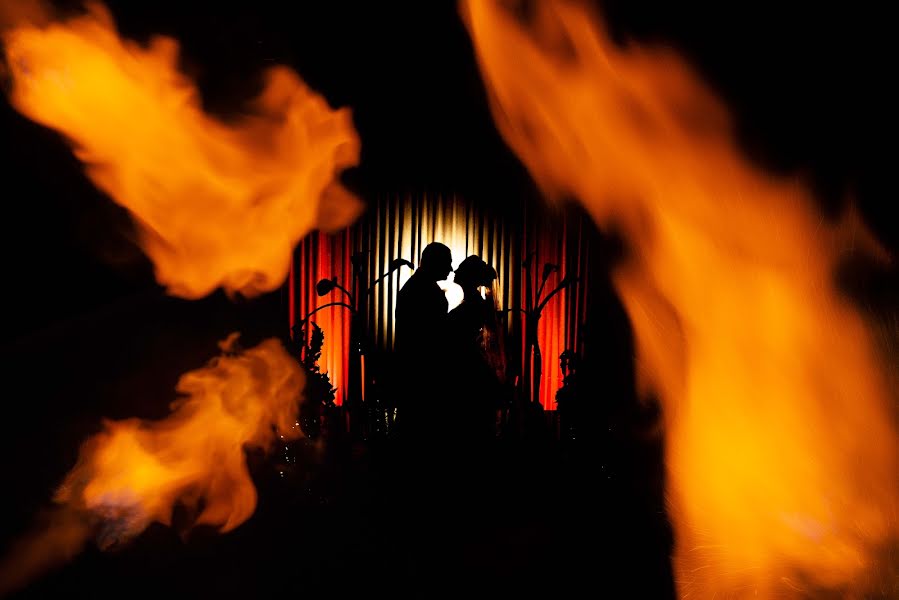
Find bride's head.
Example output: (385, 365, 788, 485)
(453, 255, 497, 298)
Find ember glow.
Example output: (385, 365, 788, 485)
(1, 1, 361, 298)
(463, 1, 899, 596)
(0, 335, 304, 595)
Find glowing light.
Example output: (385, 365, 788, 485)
(439, 275, 464, 312)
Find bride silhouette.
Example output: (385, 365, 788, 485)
(446, 255, 504, 443)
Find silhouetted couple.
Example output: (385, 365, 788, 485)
(390, 243, 504, 586)
(394, 242, 502, 448)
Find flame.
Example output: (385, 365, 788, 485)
(462, 1, 899, 596)
(1, 1, 361, 298)
(59, 334, 303, 537)
(0, 335, 304, 594)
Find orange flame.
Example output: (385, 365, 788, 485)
(0, 334, 304, 594)
(462, 1, 899, 596)
(1, 1, 361, 298)
(59, 334, 303, 538)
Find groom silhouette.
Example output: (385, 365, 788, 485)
(393, 242, 453, 439)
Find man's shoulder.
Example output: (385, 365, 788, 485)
(400, 274, 435, 295)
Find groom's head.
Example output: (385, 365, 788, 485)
(419, 242, 453, 282)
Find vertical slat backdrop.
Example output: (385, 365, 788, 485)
(292, 193, 590, 409)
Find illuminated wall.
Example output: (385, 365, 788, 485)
(290, 193, 590, 409)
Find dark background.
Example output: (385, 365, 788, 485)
(0, 1, 895, 597)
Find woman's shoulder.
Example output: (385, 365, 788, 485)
(450, 302, 488, 333)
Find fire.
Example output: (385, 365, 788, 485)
(59, 334, 303, 538)
(0, 334, 304, 595)
(1, 1, 361, 298)
(462, 1, 898, 596)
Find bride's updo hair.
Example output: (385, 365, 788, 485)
(453, 255, 497, 290)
